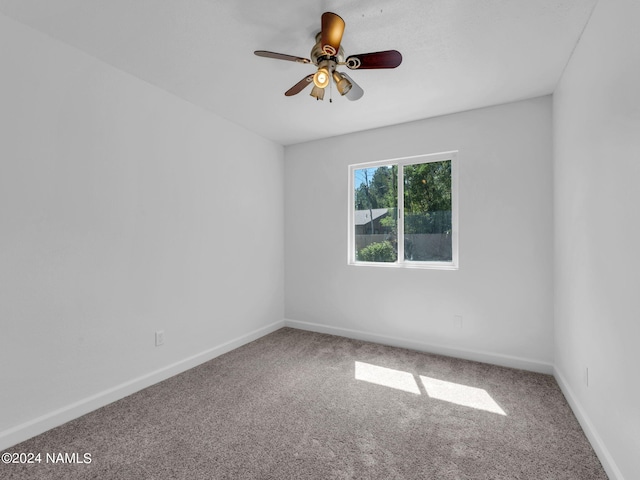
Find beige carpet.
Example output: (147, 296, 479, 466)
(1, 328, 607, 479)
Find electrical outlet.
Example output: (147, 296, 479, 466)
(155, 330, 165, 347)
(454, 315, 463, 329)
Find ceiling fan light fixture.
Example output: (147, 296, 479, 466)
(332, 71, 352, 96)
(313, 67, 330, 88)
(254, 11, 402, 102)
(310, 85, 324, 100)
(310, 85, 325, 101)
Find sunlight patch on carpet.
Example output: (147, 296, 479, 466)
(355, 361, 421, 394)
(354, 361, 506, 415)
(419, 375, 506, 415)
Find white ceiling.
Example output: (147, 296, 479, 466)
(0, 0, 597, 145)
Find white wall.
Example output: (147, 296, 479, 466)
(0, 14, 284, 449)
(553, 0, 640, 478)
(284, 97, 554, 372)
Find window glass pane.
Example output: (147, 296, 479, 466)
(403, 160, 452, 261)
(353, 165, 398, 262)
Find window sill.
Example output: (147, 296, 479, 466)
(348, 261, 458, 271)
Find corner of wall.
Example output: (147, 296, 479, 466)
(553, 366, 624, 480)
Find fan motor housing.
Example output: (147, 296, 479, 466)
(311, 32, 345, 66)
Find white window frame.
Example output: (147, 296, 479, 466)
(348, 151, 458, 270)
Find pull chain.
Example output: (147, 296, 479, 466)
(329, 74, 333, 103)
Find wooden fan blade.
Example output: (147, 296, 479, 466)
(346, 50, 403, 69)
(285, 74, 314, 96)
(321, 12, 345, 56)
(254, 50, 311, 64)
(340, 72, 364, 101)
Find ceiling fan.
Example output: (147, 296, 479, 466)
(254, 12, 402, 102)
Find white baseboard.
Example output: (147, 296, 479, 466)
(0, 320, 285, 451)
(554, 367, 624, 480)
(284, 318, 554, 375)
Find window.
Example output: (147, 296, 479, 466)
(348, 151, 458, 269)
